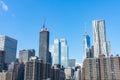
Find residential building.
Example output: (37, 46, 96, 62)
(81, 54, 120, 80)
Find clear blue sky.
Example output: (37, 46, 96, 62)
(0, 0, 120, 64)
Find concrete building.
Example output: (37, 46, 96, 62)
(19, 49, 35, 63)
(51, 64, 65, 80)
(0, 50, 5, 72)
(81, 54, 120, 80)
(0, 71, 12, 80)
(24, 57, 43, 80)
(0, 36, 17, 63)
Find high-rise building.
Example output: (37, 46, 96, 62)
(50, 39, 69, 68)
(81, 54, 120, 80)
(83, 34, 91, 58)
(39, 25, 51, 79)
(39, 25, 49, 63)
(53, 39, 61, 65)
(68, 59, 76, 67)
(0, 36, 17, 63)
(24, 56, 43, 80)
(51, 64, 65, 80)
(60, 39, 68, 68)
(93, 20, 107, 57)
(19, 49, 35, 63)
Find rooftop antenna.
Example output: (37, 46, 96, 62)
(43, 19, 46, 29)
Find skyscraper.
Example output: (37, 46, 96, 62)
(39, 25, 49, 63)
(39, 25, 51, 79)
(53, 39, 61, 65)
(93, 20, 107, 57)
(60, 39, 68, 68)
(83, 34, 91, 58)
(19, 49, 35, 63)
(0, 35, 17, 63)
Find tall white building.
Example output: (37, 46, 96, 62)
(0, 35, 17, 63)
(93, 20, 107, 57)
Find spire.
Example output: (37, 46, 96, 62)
(41, 19, 48, 31)
(43, 19, 46, 29)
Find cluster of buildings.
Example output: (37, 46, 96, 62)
(0, 24, 78, 80)
(0, 19, 119, 80)
(81, 20, 120, 80)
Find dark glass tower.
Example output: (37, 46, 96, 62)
(39, 25, 49, 63)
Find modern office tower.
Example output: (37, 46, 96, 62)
(24, 56, 43, 80)
(106, 41, 111, 57)
(19, 49, 35, 63)
(83, 34, 91, 58)
(39, 25, 49, 63)
(60, 39, 69, 68)
(39, 25, 51, 79)
(81, 54, 120, 80)
(53, 39, 61, 65)
(51, 64, 65, 80)
(0, 35, 17, 63)
(68, 59, 76, 67)
(0, 50, 5, 72)
(93, 20, 107, 57)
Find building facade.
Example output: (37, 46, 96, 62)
(0, 36, 17, 63)
(81, 55, 120, 80)
(19, 49, 35, 63)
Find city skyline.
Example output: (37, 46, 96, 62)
(0, 0, 120, 64)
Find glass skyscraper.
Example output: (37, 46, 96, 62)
(60, 39, 68, 68)
(0, 35, 17, 63)
(50, 39, 69, 68)
(83, 34, 91, 58)
(53, 39, 61, 65)
(93, 20, 107, 57)
(39, 26, 49, 63)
